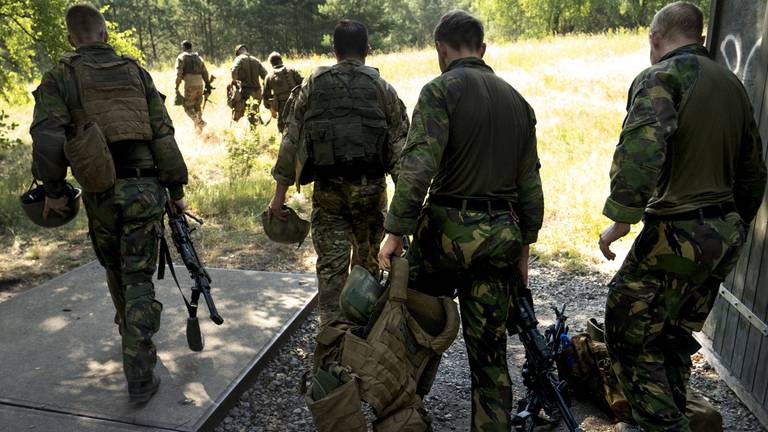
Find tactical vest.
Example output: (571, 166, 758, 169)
(234, 55, 263, 88)
(303, 64, 389, 179)
(180, 52, 204, 75)
(62, 53, 153, 144)
(271, 67, 300, 99)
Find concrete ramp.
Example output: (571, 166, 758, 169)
(0, 262, 316, 431)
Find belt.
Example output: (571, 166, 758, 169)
(316, 174, 384, 186)
(429, 195, 515, 212)
(116, 168, 158, 179)
(643, 202, 737, 222)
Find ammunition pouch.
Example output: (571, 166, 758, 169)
(64, 121, 116, 193)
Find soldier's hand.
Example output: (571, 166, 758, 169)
(599, 222, 631, 260)
(378, 234, 404, 272)
(43, 195, 70, 220)
(267, 196, 289, 221)
(173, 198, 187, 213)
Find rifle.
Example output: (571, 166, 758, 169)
(511, 297, 583, 432)
(202, 75, 216, 111)
(159, 190, 224, 352)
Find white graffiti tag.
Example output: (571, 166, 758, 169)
(721, 34, 763, 82)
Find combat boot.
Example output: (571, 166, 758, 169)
(613, 422, 641, 432)
(128, 374, 161, 404)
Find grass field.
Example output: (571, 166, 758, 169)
(0, 30, 649, 292)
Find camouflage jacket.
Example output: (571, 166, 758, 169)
(175, 50, 210, 87)
(271, 59, 409, 188)
(31, 43, 188, 199)
(384, 57, 544, 243)
(231, 54, 267, 89)
(263, 65, 303, 109)
(604, 44, 767, 224)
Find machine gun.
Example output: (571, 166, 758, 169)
(511, 297, 583, 432)
(159, 190, 224, 352)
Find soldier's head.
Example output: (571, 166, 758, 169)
(433, 10, 486, 73)
(649, 2, 705, 64)
(181, 40, 192, 51)
(235, 44, 248, 57)
(65, 4, 108, 47)
(333, 20, 369, 62)
(269, 52, 283, 67)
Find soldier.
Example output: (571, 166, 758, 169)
(30, 4, 188, 404)
(268, 20, 409, 325)
(230, 44, 268, 126)
(174, 40, 212, 132)
(597, 3, 767, 431)
(263, 52, 304, 132)
(378, 10, 544, 432)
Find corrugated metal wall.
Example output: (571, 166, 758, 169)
(702, 0, 768, 425)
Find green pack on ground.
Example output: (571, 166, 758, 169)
(559, 318, 722, 431)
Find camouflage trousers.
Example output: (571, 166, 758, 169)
(274, 97, 289, 133)
(605, 213, 746, 431)
(407, 204, 524, 432)
(83, 177, 165, 384)
(183, 84, 205, 131)
(311, 177, 386, 325)
(232, 86, 262, 126)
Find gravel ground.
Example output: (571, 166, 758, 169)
(214, 261, 766, 432)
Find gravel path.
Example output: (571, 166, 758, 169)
(214, 261, 766, 432)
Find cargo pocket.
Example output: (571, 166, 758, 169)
(605, 273, 660, 353)
(307, 120, 334, 166)
(305, 379, 367, 432)
(126, 299, 163, 338)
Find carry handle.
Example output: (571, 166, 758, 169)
(387, 256, 408, 303)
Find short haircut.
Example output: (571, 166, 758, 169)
(268, 52, 283, 66)
(651, 1, 704, 41)
(434, 10, 484, 51)
(65, 4, 106, 43)
(333, 20, 368, 58)
(181, 40, 192, 50)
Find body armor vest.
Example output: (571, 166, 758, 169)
(271, 67, 300, 99)
(303, 65, 389, 178)
(235, 55, 263, 88)
(63, 53, 153, 144)
(180, 52, 204, 75)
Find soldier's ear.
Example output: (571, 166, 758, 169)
(67, 33, 77, 48)
(102, 29, 109, 44)
(479, 42, 487, 58)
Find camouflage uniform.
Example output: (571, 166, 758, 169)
(263, 64, 304, 132)
(175, 50, 211, 130)
(603, 44, 767, 431)
(272, 59, 409, 324)
(30, 43, 188, 386)
(231, 53, 268, 125)
(384, 57, 544, 432)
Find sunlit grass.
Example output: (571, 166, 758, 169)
(1, 30, 649, 274)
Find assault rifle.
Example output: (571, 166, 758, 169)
(512, 297, 583, 432)
(202, 75, 216, 111)
(159, 191, 224, 352)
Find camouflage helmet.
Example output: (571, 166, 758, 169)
(20, 181, 82, 228)
(261, 205, 309, 244)
(234, 44, 247, 57)
(339, 265, 384, 325)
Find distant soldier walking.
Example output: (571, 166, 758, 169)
(229, 44, 267, 126)
(174, 40, 212, 132)
(378, 10, 544, 431)
(263, 52, 303, 132)
(30, 4, 189, 404)
(268, 20, 409, 325)
(598, 3, 767, 431)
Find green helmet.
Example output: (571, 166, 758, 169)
(20, 181, 82, 228)
(234, 44, 247, 57)
(261, 205, 310, 244)
(339, 265, 384, 325)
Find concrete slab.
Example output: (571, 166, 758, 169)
(0, 261, 316, 431)
(0, 403, 168, 432)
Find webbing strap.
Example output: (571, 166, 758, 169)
(158, 235, 196, 317)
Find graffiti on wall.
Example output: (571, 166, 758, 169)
(721, 34, 763, 83)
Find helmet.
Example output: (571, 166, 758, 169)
(234, 44, 247, 57)
(261, 205, 310, 244)
(339, 265, 384, 325)
(20, 181, 82, 228)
